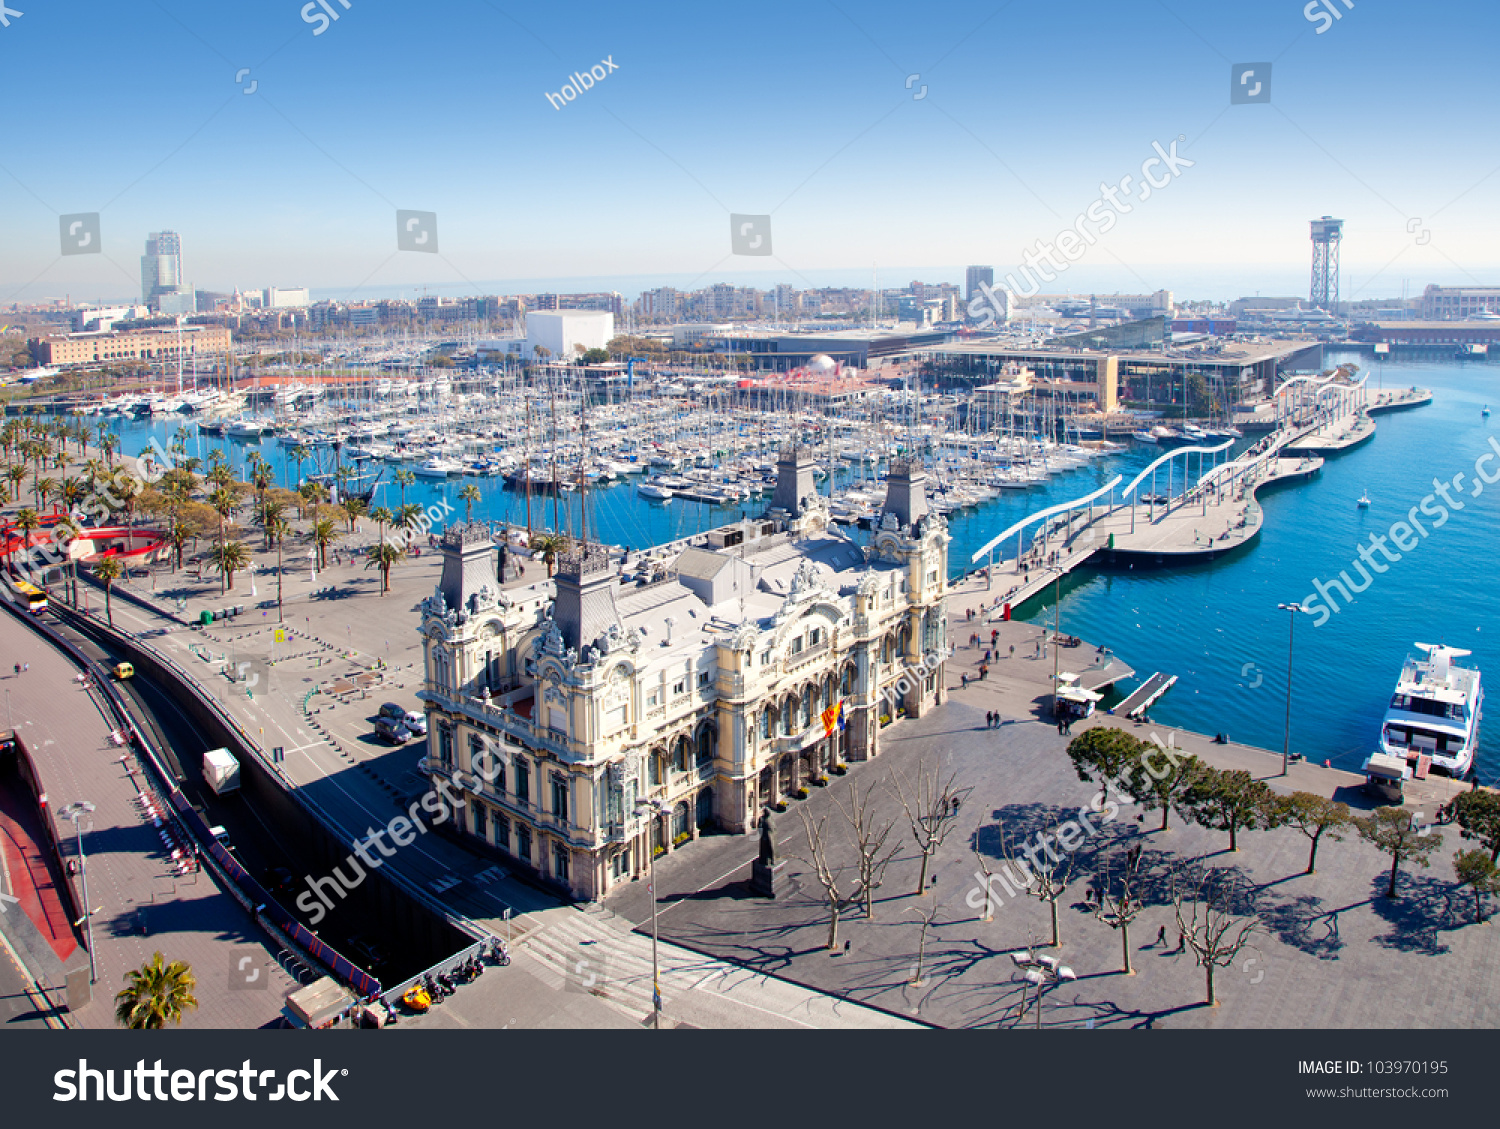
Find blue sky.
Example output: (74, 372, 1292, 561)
(1, 0, 1496, 304)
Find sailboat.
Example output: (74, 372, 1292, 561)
(1484, 405, 1491, 418)
(1356, 489, 1371, 508)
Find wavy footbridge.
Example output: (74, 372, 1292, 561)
(966, 374, 1428, 714)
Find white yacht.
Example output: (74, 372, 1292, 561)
(1363, 644, 1483, 797)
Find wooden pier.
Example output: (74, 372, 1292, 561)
(1117, 672, 1178, 719)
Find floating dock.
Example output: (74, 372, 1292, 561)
(1117, 672, 1177, 719)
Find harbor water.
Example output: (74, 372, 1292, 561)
(58, 349, 1500, 781)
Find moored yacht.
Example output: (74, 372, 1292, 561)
(1363, 644, 1483, 798)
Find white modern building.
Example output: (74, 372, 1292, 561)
(262, 287, 311, 308)
(525, 310, 614, 360)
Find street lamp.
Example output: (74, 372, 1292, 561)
(634, 796, 667, 1030)
(58, 801, 97, 984)
(1010, 949, 1076, 1029)
(1045, 567, 1065, 719)
(1277, 602, 1306, 776)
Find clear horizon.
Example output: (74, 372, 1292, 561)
(2, 0, 1496, 309)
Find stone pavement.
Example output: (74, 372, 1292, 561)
(603, 697, 1500, 1029)
(0, 612, 299, 1028)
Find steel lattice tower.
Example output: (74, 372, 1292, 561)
(1310, 216, 1342, 311)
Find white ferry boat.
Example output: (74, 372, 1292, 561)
(1362, 644, 1483, 798)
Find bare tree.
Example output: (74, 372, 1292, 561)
(796, 809, 861, 951)
(906, 903, 941, 986)
(1002, 825, 1074, 948)
(1094, 845, 1146, 975)
(1171, 869, 1259, 1007)
(833, 780, 900, 920)
(889, 760, 968, 895)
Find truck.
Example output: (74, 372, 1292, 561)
(203, 747, 240, 796)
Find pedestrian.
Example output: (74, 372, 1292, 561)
(962, 673, 969, 690)
(1154, 925, 1167, 947)
(1057, 719, 1064, 735)
(1176, 931, 1185, 954)
(984, 709, 991, 727)
(991, 628, 998, 645)
(12, 663, 18, 676)
(1009, 644, 1015, 659)
(22, 663, 28, 674)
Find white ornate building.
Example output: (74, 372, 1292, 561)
(417, 449, 949, 901)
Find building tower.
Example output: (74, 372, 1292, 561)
(1310, 216, 1343, 312)
(965, 265, 994, 302)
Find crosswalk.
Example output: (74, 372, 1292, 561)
(513, 903, 919, 1029)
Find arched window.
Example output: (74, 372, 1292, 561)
(822, 676, 834, 710)
(673, 736, 689, 774)
(649, 749, 663, 787)
(760, 708, 773, 740)
(782, 697, 795, 736)
(841, 664, 854, 696)
(801, 686, 814, 729)
(672, 802, 690, 840)
(882, 635, 894, 664)
(696, 724, 716, 765)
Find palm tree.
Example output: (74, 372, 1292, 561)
(114, 952, 199, 1029)
(93, 555, 123, 627)
(261, 498, 286, 551)
(249, 458, 274, 529)
(340, 495, 367, 534)
(370, 505, 394, 545)
(270, 514, 291, 621)
(99, 432, 119, 465)
(530, 531, 569, 577)
(5, 463, 26, 505)
(165, 519, 192, 572)
(394, 468, 415, 508)
(206, 539, 250, 592)
(208, 486, 237, 546)
(59, 475, 88, 513)
(459, 483, 482, 522)
(396, 503, 424, 553)
(311, 517, 340, 570)
(9, 507, 41, 573)
(366, 541, 403, 594)
(33, 475, 56, 512)
(290, 444, 312, 488)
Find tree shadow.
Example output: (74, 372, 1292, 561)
(1368, 872, 1466, 955)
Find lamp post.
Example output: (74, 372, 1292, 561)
(634, 796, 666, 1030)
(1277, 602, 1305, 776)
(58, 801, 97, 983)
(1047, 568, 1064, 719)
(1010, 949, 1076, 1029)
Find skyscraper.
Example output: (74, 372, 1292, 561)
(965, 265, 993, 302)
(141, 231, 193, 313)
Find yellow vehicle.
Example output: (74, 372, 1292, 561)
(401, 984, 431, 1013)
(112, 662, 134, 680)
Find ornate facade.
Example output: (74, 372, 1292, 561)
(417, 450, 948, 901)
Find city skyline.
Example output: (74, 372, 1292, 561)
(1, 1, 1497, 305)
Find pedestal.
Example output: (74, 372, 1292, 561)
(750, 859, 785, 899)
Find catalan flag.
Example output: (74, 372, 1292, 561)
(821, 699, 845, 738)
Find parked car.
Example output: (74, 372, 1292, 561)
(377, 702, 407, 723)
(402, 711, 428, 736)
(375, 717, 411, 744)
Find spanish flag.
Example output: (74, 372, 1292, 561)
(821, 699, 845, 738)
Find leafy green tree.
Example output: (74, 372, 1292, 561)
(311, 517, 340, 570)
(1274, 792, 1352, 874)
(1354, 808, 1443, 899)
(1178, 766, 1284, 853)
(1454, 850, 1500, 924)
(340, 494, 367, 533)
(1438, 791, 1500, 863)
(1120, 739, 1199, 832)
(1064, 727, 1143, 795)
(114, 952, 199, 1029)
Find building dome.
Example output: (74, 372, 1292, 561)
(808, 354, 837, 373)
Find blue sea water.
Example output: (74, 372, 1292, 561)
(65, 349, 1500, 778)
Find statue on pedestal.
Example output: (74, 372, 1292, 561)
(758, 807, 776, 865)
